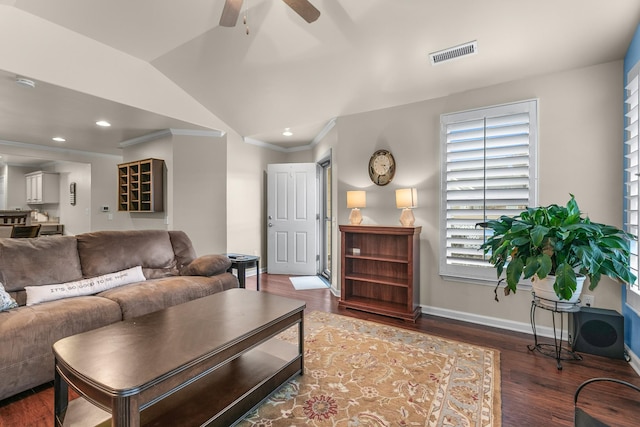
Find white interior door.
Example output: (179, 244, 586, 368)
(267, 163, 318, 275)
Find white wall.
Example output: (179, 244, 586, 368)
(50, 161, 91, 235)
(336, 60, 625, 329)
(121, 131, 229, 255)
(172, 133, 227, 255)
(89, 155, 134, 232)
(5, 165, 31, 210)
(226, 135, 289, 260)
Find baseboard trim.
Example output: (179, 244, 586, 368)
(626, 346, 640, 376)
(420, 304, 560, 339)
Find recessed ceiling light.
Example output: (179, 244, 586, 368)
(96, 120, 111, 127)
(282, 128, 293, 136)
(52, 137, 66, 142)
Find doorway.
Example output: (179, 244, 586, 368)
(266, 155, 332, 282)
(266, 163, 319, 275)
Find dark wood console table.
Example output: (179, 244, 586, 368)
(53, 289, 305, 426)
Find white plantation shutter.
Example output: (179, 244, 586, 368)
(625, 72, 639, 290)
(440, 100, 538, 282)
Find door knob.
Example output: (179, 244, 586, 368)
(268, 223, 273, 227)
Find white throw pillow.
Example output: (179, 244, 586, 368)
(25, 266, 146, 306)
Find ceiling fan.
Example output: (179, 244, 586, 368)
(219, 0, 320, 27)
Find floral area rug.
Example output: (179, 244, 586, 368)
(237, 311, 501, 426)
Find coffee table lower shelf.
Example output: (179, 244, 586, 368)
(58, 346, 300, 427)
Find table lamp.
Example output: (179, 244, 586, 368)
(347, 191, 366, 225)
(396, 188, 418, 226)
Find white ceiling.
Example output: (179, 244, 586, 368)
(1, 0, 640, 163)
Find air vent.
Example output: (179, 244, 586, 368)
(429, 41, 478, 65)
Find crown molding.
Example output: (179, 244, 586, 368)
(170, 128, 225, 138)
(243, 137, 289, 152)
(0, 138, 120, 159)
(310, 117, 336, 147)
(119, 128, 225, 148)
(243, 118, 337, 153)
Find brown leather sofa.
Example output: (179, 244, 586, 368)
(0, 229, 238, 401)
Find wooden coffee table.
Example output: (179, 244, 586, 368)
(53, 289, 305, 427)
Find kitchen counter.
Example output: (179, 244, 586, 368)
(34, 222, 64, 235)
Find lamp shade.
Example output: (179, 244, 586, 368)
(395, 188, 418, 209)
(347, 191, 367, 208)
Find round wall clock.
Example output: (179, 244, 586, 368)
(368, 149, 396, 186)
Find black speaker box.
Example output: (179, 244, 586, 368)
(572, 307, 625, 359)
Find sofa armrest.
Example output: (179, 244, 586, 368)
(179, 255, 232, 277)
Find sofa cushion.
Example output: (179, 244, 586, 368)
(9, 290, 26, 307)
(0, 283, 18, 312)
(77, 230, 177, 278)
(179, 255, 231, 277)
(0, 236, 83, 292)
(97, 273, 239, 319)
(25, 266, 146, 306)
(0, 296, 122, 401)
(169, 230, 198, 268)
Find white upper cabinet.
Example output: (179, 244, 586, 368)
(26, 171, 59, 204)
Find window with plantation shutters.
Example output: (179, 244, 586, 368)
(439, 100, 538, 283)
(624, 69, 639, 292)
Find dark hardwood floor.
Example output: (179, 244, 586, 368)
(1, 273, 639, 427)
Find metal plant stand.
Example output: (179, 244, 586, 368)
(528, 293, 582, 370)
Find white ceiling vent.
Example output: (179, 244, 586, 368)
(429, 41, 478, 65)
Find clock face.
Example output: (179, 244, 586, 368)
(368, 149, 395, 186)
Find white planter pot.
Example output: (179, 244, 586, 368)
(531, 274, 585, 310)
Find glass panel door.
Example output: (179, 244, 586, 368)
(320, 158, 332, 281)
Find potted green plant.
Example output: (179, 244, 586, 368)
(478, 195, 636, 304)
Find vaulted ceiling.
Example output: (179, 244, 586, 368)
(0, 0, 639, 164)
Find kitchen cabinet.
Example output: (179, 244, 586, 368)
(118, 158, 164, 212)
(25, 171, 59, 204)
(339, 225, 421, 322)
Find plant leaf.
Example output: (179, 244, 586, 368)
(599, 236, 629, 250)
(523, 256, 539, 279)
(530, 225, 549, 247)
(554, 262, 577, 300)
(538, 254, 553, 278)
(566, 194, 580, 216)
(588, 272, 601, 291)
(506, 258, 524, 291)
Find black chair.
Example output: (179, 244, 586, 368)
(574, 377, 640, 426)
(10, 224, 41, 238)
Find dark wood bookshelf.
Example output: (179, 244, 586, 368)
(339, 225, 421, 322)
(117, 158, 164, 212)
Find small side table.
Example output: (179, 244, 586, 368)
(225, 254, 260, 290)
(528, 293, 582, 370)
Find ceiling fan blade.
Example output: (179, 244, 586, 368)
(282, 0, 320, 23)
(220, 0, 244, 27)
